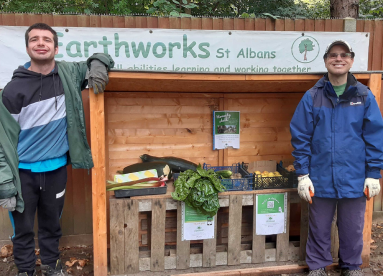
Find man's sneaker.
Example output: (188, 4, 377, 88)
(341, 269, 364, 276)
(17, 270, 36, 276)
(40, 259, 67, 276)
(308, 268, 327, 276)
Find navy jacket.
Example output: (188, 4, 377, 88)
(290, 73, 383, 198)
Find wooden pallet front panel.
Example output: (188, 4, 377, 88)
(110, 193, 306, 274)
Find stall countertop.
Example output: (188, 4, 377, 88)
(124, 181, 297, 201)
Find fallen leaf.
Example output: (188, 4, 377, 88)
(371, 245, 378, 249)
(371, 239, 376, 244)
(76, 265, 83, 270)
(3, 258, 7, 263)
(78, 259, 87, 267)
(35, 249, 40, 256)
(0, 245, 13, 258)
(65, 258, 78, 267)
(66, 268, 73, 274)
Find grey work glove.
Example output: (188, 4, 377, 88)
(86, 59, 109, 94)
(364, 178, 381, 199)
(297, 174, 314, 203)
(0, 197, 16, 212)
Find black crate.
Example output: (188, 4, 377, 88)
(204, 163, 254, 191)
(241, 162, 295, 189)
(238, 162, 262, 190)
(254, 175, 290, 189)
(277, 161, 298, 188)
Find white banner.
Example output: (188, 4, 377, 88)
(0, 26, 370, 88)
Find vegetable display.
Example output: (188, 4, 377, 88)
(140, 154, 198, 172)
(106, 177, 165, 191)
(171, 165, 226, 217)
(120, 161, 172, 178)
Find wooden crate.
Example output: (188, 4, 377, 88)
(109, 189, 335, 274)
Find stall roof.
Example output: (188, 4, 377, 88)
(105, 72, 372, 93)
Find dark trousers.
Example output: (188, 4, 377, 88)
(306, 196, 366, 270)
(9, 166, 67, 273)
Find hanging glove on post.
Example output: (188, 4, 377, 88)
(0, 196, 16, 212)
(297, 174, 315, 203)
(86, 59, 109, 94)
(364, 178, 381, 199)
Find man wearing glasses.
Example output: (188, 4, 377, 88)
(290, 40, 383, 276)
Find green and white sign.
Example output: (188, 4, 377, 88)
(182, 202, 215, 241)
(213, 111, 240, 150)
(0, 26, 370, 88)
(256, 193, 287, 235)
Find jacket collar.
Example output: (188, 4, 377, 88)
(314, 72, 364, 106)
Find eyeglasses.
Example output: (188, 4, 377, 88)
(327, 53, 352, 59)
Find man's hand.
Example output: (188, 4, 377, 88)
(87, 60, 109, 94)
(364, 178, 381, 198)
(0, 197, 16, 212)
(298, 174, 314, 202)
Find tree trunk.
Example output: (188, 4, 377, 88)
(330, 0, 359, 18)
(185, 0, 191, 15)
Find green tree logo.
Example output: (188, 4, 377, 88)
(291, 36, 320, 63)
(299, 38, 315, 61)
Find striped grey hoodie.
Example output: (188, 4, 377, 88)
(2, 62, 69, 166)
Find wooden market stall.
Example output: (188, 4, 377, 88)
(89, 72, 381, 276)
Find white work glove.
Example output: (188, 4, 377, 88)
(297, 174, 314, 202)
(86, 59, 109, 94)
(364, 178, 381, 198)
(0, 197, 16, 212)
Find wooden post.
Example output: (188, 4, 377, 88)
(125, 199, 139, 273)
(276, 192, 290, 261)
(89, 91, 107, 276)
(228, 195, 242, 265)
(177, 201, 190, 269)
(203, 215, 217, 267)
(252, 194, 265, 263)
(151, 198, 166, 271)
(361, 73, 382, 267)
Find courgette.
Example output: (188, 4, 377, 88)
(215, 170, 233, 179)
(140, 154, 198, 172)
(121, 162, 172, 178)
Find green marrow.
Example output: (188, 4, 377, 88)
(121, 162, 172, 178)
(140, 154, 198, 172)
(215, 170, 233, 179)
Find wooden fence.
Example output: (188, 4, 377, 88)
(0, 14, 383, 245)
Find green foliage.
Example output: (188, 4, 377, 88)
(1, 0, 381, 19)
(146, 0, 197, 17)
(1, 0, 98, 13)
(296, 0, 330, 18)
(359, 0, 383, 18)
